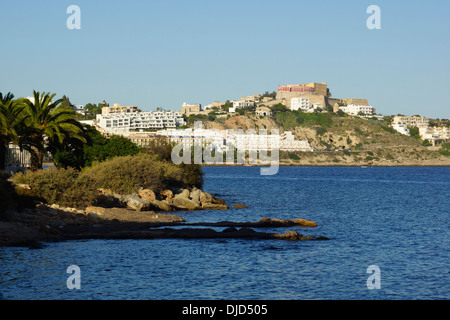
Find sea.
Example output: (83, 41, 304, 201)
(0, 166, 448, 300)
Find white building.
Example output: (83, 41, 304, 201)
(96, 110, 186, 132)
(232, 100, 255, 109)
(290, 97, 310, 112)
(392, 116, 429, 128)
(419, 126, 450, 143)
(392, 123, 410, 135)
(255, 106, 271, 116)
(339, 104, 375, 116)
(290, 98, 322, 113)
(74, 105, 85, 115)
(280, 131, 314, 151)
(154, 128, 312, 153)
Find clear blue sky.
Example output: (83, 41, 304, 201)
(1, 0, 449, 118)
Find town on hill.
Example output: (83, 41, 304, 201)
(3, 82, 450, 171)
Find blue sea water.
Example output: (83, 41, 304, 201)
(0, 166, 449, 300)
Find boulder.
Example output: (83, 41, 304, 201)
(189, 188, 201, 203)
(85, 206, 107, 216)
(172, 197, 201, 211)
(276, 231, 302, 241)
(174, 189, 190, 199)
(138, 189, 156, 202)
(150, 200, 172, 212)
(123, 194, 151, 211)
(293, 218, 317, 228)
(199, 191, 213, 204)
(95, 188, 124, 208)
(201, 203, 229, 210)
(160, 189, 173, 200)
(233, 203, 248, 209)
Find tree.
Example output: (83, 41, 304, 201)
(222, 100, 233, 113)
(408, 126, 420, 139)
(53, 125, 141, 169)
(0, 93, 29, 171)
(23, 90, 86, 170)
(270, 103, 288, 115)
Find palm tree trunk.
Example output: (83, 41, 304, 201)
(30, 146, 44, 171)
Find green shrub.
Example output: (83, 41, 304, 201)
(12, 153, 204, 208)
(288, 152, 300, 160)
(315, 127, 327, 135)
(12, 167, 94, 208)
(438, 148, 450, 156)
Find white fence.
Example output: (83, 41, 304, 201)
(4, 145, 31, 174)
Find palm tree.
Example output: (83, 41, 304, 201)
(0, 92, 29, 171)
(23, 90, 86, 170)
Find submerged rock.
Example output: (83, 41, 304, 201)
(201, 203, 229, 210)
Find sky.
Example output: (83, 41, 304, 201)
(1, 0, 449, 118)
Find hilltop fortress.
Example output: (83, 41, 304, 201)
(260, 82, 369, 112)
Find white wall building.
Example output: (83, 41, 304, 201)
(232, 100, 255, 109)
(391, 123, 410, 135)
(419, 126, 450, 143)
(96, 110, 186, 132)
(339, 104, 375, 116)
(290, 97, 310, 112)
(280, 131, 314, 151)
(290, 98, 322, 113)
(154, 128, 312, 152)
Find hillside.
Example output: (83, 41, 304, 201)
(196, 113, 450, 166)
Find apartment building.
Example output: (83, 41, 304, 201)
(392, 116, 429, 128)
(290, 97, 310, 111)
(102, 103, 139, 114)
(154, 128, 312, 152)
(232, 100, 255, 109)
(419, 126, 450, 143)
(96, 110, 186, 132)
(338, 104, 375, 116)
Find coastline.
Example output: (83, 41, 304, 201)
(0, 204, 326, 249)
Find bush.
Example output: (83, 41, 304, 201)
(12, 153, 204, 209)
(315, 127, 327, 135)
(12, 167, 95, 208)
(288, 152, 300, 160)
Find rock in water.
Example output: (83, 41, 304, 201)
(201, 203, 229, 210)
(172, 197, 201, 211)
(174, 189, 190, 199)
(189, 188, 201, 204)
(293, 219, 317, 227)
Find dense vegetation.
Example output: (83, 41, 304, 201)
(12, 152, 203, 209)
(0, 91, 86, 171)
(1, 90, 204, 212)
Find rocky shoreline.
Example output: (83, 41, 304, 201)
(0, 200, 327, 248)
